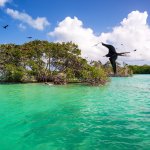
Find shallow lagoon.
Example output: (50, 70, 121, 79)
(0, 75, 150, 150)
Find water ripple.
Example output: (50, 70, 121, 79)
(0, 75, 150, 150)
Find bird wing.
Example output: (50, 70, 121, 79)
(93, 42, 101, 47)
(117, 52, 130, 56)
(109, 55, 117, 74)
(4, 25, 8, 28)
(102, 43, 116, 54)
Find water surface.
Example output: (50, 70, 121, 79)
(0, 75, 150, 150)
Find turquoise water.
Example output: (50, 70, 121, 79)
(0, 75, 150, 150)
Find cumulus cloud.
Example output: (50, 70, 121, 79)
(49, 16, 106, 62)
(49, 11, 150, 64)
(106, 11, 150, 62)
(0, 0, 10, 7)
(6, 8, 50, 30)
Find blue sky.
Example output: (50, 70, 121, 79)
(0, 0, 150, 64)
(0, 0, 149, 44)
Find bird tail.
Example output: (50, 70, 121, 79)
(117, 52, 130, 56)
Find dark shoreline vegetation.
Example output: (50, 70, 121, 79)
(0, 40, 133, 86)
(129, 65, 150, 74)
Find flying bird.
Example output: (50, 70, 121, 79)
(27, 36, 32, 39)
(102, 42, 130, 75)
(121, 43, 137, 52)
(2, 25, 8, 29)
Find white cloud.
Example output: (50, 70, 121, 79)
(49, 16, 106, 62)
(105, 11, 150, 62)
(0, 0, 10, 7)
(49, 11, 150, 64)
(18, 23, 26, 30)
(6, 8, 50, 30)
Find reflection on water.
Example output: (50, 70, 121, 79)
(0, 75, 150, 150)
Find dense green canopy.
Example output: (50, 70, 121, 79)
(129, 65, 150, 74)
(0, 40, 108, 85)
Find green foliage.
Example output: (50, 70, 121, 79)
(82, 64, 108, 85)
(4, 64, 25, 82)
(0, 40, 108, 85)
(129, 65, 150, 74)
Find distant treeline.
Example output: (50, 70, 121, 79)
(129, 65, 150, 74)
